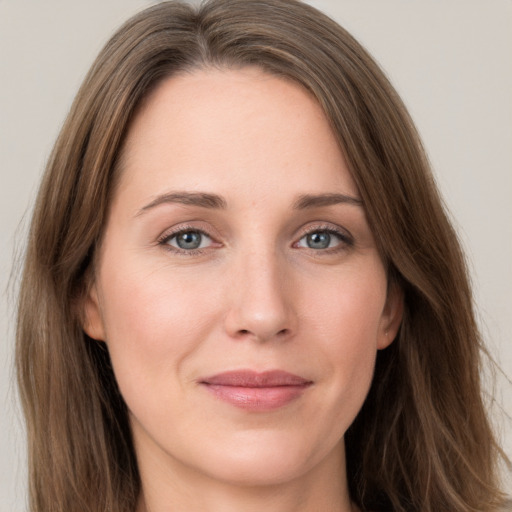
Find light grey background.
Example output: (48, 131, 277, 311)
(1, 1, 510, 510)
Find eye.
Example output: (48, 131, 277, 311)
(162, 229, 213, 251)
(296, 229, 351, 250)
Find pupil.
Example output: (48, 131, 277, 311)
(307, 232, 330, 249)
(177, 231, 201, 250)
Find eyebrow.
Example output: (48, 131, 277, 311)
(293, 193, 363, 209)
(136, 190, 363, 217)
(136, 191, 228, 216)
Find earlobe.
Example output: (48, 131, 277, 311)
(378, 282, 404, 350)
(82, 284, 106, 341)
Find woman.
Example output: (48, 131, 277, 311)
(15, 0, 509, 511)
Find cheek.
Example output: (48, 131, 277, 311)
(301, 263, 387, 418)
(305, 260, 387, 350)
(96, 256, 223, 404)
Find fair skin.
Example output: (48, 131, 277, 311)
(84, 67, 402, 512)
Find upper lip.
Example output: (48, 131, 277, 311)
(200, 370, 312, 388)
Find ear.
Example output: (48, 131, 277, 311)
(377, 280, 404, 350)
(82, 284, 107, 341)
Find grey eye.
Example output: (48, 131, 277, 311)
(168, 230, 211, 250)
(296, 229, 347, 250)
(177, 231, 202, 249)
(306, 232, 332, 249)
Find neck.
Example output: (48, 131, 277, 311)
(136, 442, 354, 512)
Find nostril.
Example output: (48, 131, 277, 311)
(236, 328, 289, 339)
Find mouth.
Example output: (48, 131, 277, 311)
(199, 370, 313, 411)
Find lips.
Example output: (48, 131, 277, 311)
(199, 370, 312, 411)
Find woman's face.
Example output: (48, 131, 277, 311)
(84, 67, 402, 488)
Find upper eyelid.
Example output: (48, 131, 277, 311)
(157, 224, 216, 244)
(298, 223, 352, 238)
(298, 229, 347, 243)
(164, 229, 212, 242)
(301, 224, 343, 234)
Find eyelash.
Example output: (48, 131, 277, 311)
(157, 223, 354, 256)
(157, 225, 215, 256)
(297, 225, 354, 253)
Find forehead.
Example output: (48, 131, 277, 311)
(116, 66, 358, 208)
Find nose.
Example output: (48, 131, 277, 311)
(223, 249, 296, 343)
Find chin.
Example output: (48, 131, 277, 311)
(184, 429, 343, 487)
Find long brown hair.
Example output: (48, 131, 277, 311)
(16, 1, 508, 510)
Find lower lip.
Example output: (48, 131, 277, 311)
(202, 384, 310, 411)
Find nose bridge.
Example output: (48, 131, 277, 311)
(225, 242, 294, 341)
